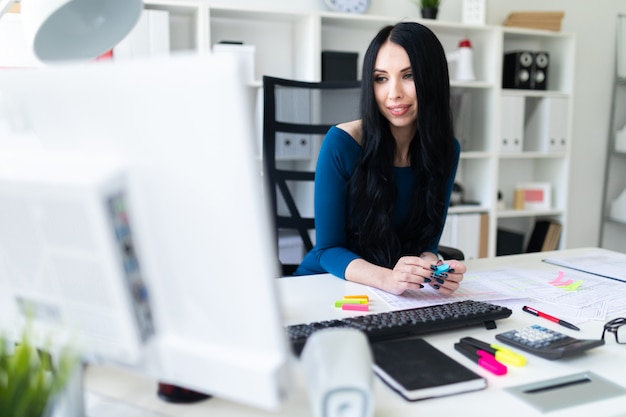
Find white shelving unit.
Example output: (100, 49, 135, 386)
(495, 27, 575, 255)
(136, 1, 576, 258)
(600, 14, 626, 254)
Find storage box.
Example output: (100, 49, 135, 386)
(497, 228, 525, 256)
(440, 213, 489, 260)
(503, 11, 564, 31)
(524, 97, 569, 152)
(500, 94, 525, 152)
(322, 51, 358, 81)
(213, 42, 255, 83)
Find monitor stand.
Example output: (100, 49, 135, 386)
(157, 382, 211, 403)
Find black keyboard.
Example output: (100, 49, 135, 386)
(286, 300, 512, 355)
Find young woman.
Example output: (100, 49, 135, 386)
(294, 22, 466, 295)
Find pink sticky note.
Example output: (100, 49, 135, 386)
(548, 270, 566, 285)
(341, 303, 369, 312)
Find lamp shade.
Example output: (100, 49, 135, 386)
(20, 0, 142, 62)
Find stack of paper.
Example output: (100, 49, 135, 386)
(503, 11, 565, 31)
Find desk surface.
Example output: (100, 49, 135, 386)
(85, 248, 626, 417)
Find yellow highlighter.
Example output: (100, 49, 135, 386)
(334, 299, 368, 307)
(460, 337, 527, 367)
(343, 295, 370, 301)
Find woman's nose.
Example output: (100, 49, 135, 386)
(388, 79, 402, 99)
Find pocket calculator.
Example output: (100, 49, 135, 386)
(495, 325, 605, 360)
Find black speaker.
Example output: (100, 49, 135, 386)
(502, 51, 533, 89)
(531, 51, 549, 90)
(503, 51, 550, 90)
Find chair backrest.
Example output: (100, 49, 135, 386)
(262, 76, 361, 275)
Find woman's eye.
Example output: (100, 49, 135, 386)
(403, 73, 414, 79)
(374, 76, 387, 83)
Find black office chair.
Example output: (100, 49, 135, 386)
(262, 76, 463, 276)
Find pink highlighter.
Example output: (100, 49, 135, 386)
(454, 342, 507, 376)
(341, 303, 369, 312)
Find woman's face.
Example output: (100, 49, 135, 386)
(373, 41, 418, 136)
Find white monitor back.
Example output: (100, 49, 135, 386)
(0, 53, 290, 410)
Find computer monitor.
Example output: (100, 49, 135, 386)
(0, 53, 291, 411)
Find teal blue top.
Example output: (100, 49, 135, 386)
(294, 126, 460, 278)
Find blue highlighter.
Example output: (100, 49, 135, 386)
(434, 263, 450, 274)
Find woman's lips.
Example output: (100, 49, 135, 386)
(387, 105, 410, 116)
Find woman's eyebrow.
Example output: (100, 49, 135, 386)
(374, 66, 412, 73)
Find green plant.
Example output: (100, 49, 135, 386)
(417, 0, 441, 8)
(0, 328, 77, 417)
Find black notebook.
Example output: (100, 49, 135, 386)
(371, 338, 487, 401)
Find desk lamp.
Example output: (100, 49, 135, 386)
(0, 0, 142, 62)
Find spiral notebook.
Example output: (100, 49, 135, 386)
(371, 338, 487, 401)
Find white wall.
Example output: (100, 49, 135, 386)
(183, 0, 626, 249)
(2, 1, 619, 249)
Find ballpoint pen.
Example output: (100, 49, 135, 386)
(522, 306, 581, 331)
(454, 342, 507, 375)
(459, 337, 526, 367)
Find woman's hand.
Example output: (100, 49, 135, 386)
(383, 256, 466, 295)
(426, 259, 466, 295)
(382, 256, 432, 295)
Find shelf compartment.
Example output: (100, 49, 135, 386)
(209, 8, 316, 81)
(455, 158, 495, 209)
(502, 29, 575, 94)
(320, 15, 500, 85)
(320, 15, 395, 81)
(499, 93, 570, 154)
(144, 0, 204, 52)
(496, 215, 563, 254)
(452, 87, 496, 152)
(497, 158, 568, 212)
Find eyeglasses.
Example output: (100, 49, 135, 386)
(601, 318, 626, 344)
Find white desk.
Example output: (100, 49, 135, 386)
(85, 248, 626, 417)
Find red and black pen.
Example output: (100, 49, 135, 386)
(522, 306, 580, 331)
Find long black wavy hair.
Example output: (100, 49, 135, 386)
(347, 22, 456, 268)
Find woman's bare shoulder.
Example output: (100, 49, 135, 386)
(336, 120, 362, 145)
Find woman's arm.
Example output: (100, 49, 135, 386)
(345, 254, 466, 295)
(311, 126, 362, 277)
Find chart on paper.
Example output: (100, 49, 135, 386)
(371, 267, 626, 324)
